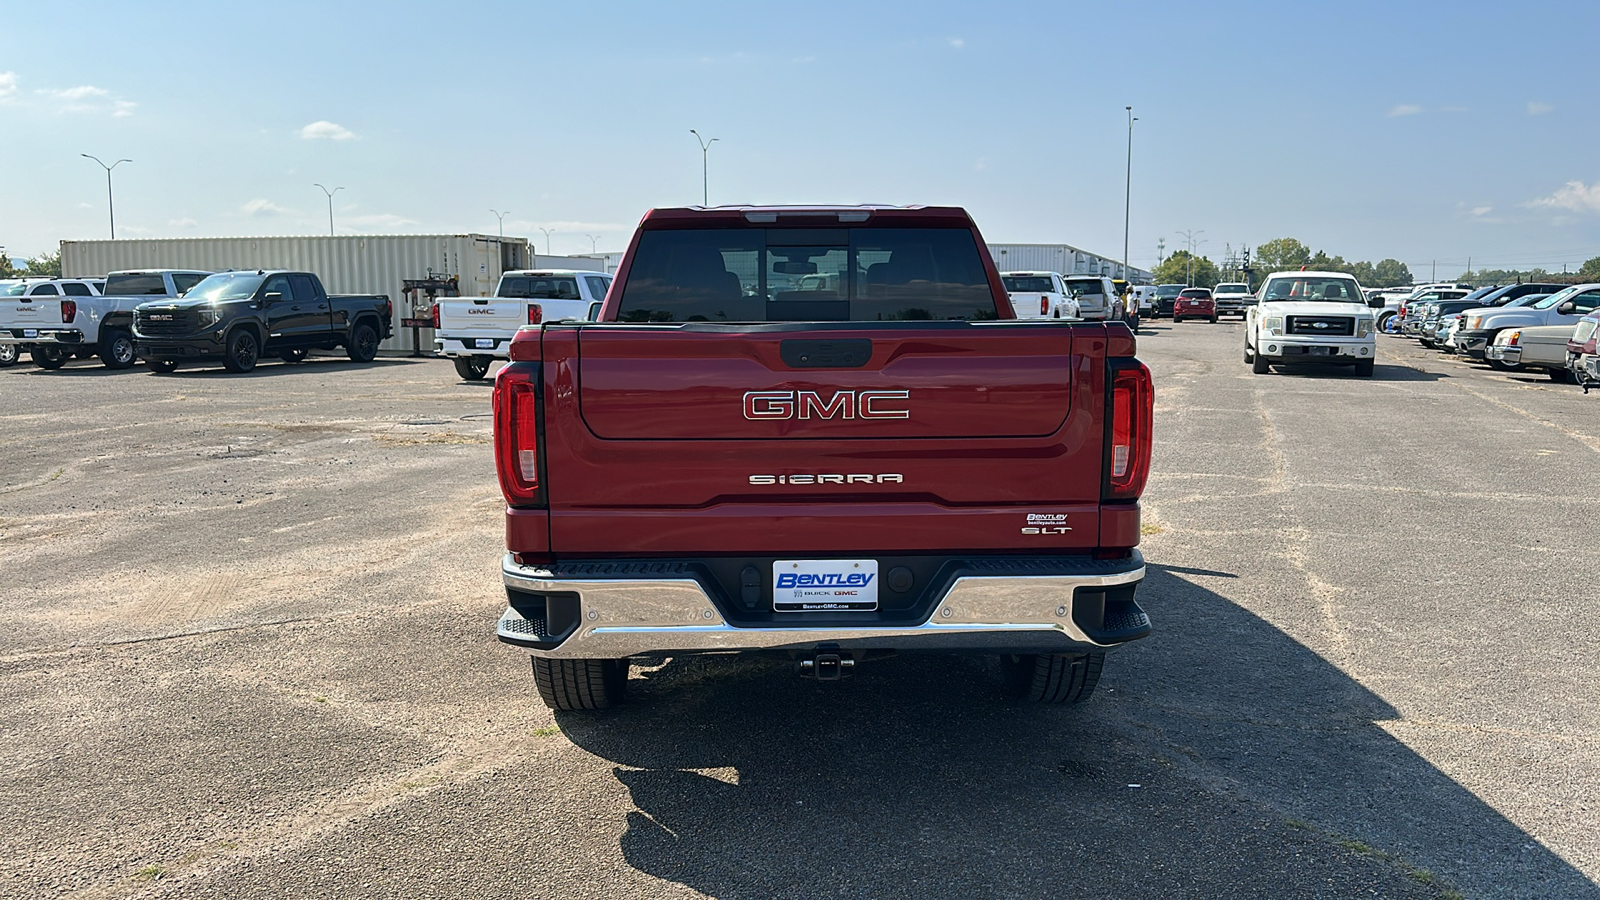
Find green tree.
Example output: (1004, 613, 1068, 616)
(1253, 237, 1312, 273)
(0, 255, 18, 278)
(1153, 250, 1219, 289)
(1371, 258, 1412, 288)
(1579, 256, 1600, 280)
(1348, 261, 1377, 285)
(24, 250, 62, 278)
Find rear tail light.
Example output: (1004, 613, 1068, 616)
(494, 371, 545, 507)
(1105, 360, 1154, 501)
(430, 303, 440, 329)
(527, 303, 543, 325)
(61, 300, 77, 323)
(1041, 296, 1049, 315)
(381, 298, 392, 322)
(1507, 331, 1521, 346)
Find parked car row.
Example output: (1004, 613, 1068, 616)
(1, 269, 393, 373)
(1389, 281, 1600, 385)
(1000, 271, 1140, 329)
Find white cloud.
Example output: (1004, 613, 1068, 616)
(1386, 104, 1423, 117)
(41, 85, 108, 100)
(1529, 181, 1600, 214)
(1527, 101, 1554, 115)
(1470, 205, 1492, 217)
(0, 71, 16, 100)
(299, 120, 355, 141)
(169, 218, 198, 229)
(112, 100, 136, 118)
(242, 198, 289, 217)
(949, 38, 965, 49)
(343, 213, 418, 229)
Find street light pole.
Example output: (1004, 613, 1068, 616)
(690, 129, 719, 206)
(314, 184, 344, 236)
(538, 228, 555, 256)
(1177, 229, 1206, 285)
(490, 209, 509, 238)
(1122, 107, 1136, 284)
(81, 154, 131, 240)
(584, 234, 601, 253)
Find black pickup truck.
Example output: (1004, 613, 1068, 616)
(133, 270, 392, 373)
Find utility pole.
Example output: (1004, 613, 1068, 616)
(1122, 106, 1136, 288)
(82, 154, 131, 239)
(314, 184, 344, 236)
(1432, 259, 1436, 281)
(1176, 229, 1206, 285)
(690, 129, 719, 206)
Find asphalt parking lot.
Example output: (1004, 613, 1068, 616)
(2, 327, 1597, 900)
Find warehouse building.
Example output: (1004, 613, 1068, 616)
(987, 243, 1153, 284)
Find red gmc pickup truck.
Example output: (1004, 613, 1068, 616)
(491, 205, 1154, 710)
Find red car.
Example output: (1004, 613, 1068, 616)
(491, 204, 1155, 710)
(1173, 288, 1216, 323)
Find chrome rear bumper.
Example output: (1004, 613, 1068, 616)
(497, 553, 1148, 659)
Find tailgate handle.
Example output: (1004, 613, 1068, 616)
(473, 299, 489, 305)
(779, 338, 872, 369)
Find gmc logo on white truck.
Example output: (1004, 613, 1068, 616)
(743, 390, 910, 421)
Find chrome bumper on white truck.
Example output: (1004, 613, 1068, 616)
(497, 553, 1150, 659)
(434, 336, 511, 359)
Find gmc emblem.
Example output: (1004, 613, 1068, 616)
(743, 390, 909, 421)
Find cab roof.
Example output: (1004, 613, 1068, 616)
(640, 205, 975, 229)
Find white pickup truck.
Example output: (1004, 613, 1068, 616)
(434, 269, 610, 380)
(2, 270, 209, 369)
(999, 271, 1080, 319)
(1244, 270, 1377, 377)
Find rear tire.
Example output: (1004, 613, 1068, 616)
(1355, 359, 1375, 377)
(99, 328, 137, 369)
(1547, 367, 1574, 384)
(1000, 652, 1104, 703)
(1208, 315, 1218, 324)
(147, 360, 178, 374)
(0, 343, 17, 367)
(532, 657, 628, 710)
(223, 329, 259, 373)
(453, 355, 492, 380)
(347, 322, 380, 363)
(32, 346, 69, 369)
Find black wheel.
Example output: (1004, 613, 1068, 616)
(31, 346, 70, 369)
(1208, 316, 1218, 324)
(278, 348, 309, 364)
(0, 343, 17, 367)
(1547, 367, 1574, 384)
(453, 355, 492, 380)
(1419, 338, 1435, 349)
(532, 657, 628, 710)
(347, 322, 379, 362)
(1000, 652, 1104, 703)
(99, 328, 137, 369)
(1252, 349, 1271, 374)
(147, 359, 179, 373)
(1354, 359, 1375, 377)
(223, 329, 259, 373)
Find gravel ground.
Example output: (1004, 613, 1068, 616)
(0, 332, 1595, 900)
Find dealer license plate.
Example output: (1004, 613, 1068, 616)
(23, 329, 38, 339)
(474, 338, 495, 349)
(1306, 346, 1336, 356)
(773, 559, 878, 612)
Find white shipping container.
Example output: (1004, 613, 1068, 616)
(60, 234, 542, 353)
(988, 243, 1152, 283)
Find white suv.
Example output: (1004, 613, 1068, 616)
(1064, 275, 1117, 321)
(1000, 271, 1079, 319)
(1245, 271, 1377, 376)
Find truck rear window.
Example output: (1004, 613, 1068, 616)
(103, 274, 171, 295)
(1002, 275, 1055, 293)
(615, 227, 996, 322)
(499, 276, 582, 300)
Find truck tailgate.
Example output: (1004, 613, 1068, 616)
(536, 322, 1111, 555)
(438, 298, 526, 335)
(1, 298, 58, 331)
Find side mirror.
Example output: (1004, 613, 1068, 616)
(1557, 301, 1576, 314)
(263, 291, 283, 302)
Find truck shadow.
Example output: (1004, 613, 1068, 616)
(554, 567, 1594, 898)
(1267, 363, 1446, 382)
(139, 358, 438, 379)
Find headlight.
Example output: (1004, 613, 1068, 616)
(1356, 318, 1374, 337)
(1466, 316, 1481, 330)
(1263, 316, 1283, 335)
(196, 307, 219, 328)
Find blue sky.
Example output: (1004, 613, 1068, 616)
(3, 0, 1598, 277)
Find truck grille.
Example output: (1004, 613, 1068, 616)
(135, 308, 195, 336)
(1286, 316, 1354, 336)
